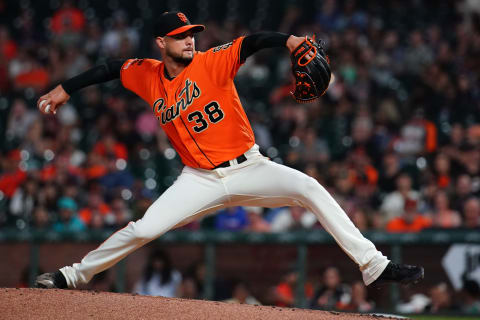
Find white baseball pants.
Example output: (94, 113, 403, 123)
(60, 144, 389, 287)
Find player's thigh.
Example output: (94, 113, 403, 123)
(227, 159, 320, 207)
(133, 169, 226, 239)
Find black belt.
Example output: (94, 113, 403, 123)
(214, 154, 247, 169)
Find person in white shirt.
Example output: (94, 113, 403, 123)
(133, 249, 182, 297)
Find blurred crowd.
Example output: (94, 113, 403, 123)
(50, 247, 475, 315)
(1, 0, 480, 234)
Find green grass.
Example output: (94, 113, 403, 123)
(411, 316, 479, 320)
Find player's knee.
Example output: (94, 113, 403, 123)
(132, 220, 158, 241)
(298, 176, 322, 201)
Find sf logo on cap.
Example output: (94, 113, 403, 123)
(177, 13, 188, 23)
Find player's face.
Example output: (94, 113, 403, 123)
(163, 30, 195, 64)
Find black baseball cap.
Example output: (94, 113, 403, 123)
(154, 11, 205, 37)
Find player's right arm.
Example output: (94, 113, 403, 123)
(37, 59, 125, 114)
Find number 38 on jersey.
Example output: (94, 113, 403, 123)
(187, 101, 224, 133)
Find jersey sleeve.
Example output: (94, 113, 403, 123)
(203, 36, 245, 86)
(120, 58, 160, 103)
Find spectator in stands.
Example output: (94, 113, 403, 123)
(337, 281, 374, 312)
(433, 153, 452, 189)
(425, 282, 457, 313)
(224, 280, 261, 305)
(442, 123, 465, 159)
(50, 0, 85, 36)
(0, 25, 17, 64)
(10, 48, 50, 92)
(83, 21, 103, 60)
(98, 155, 134, 194)
(47, 45, 68, 85)
(274, 269, 313, 308)
(393, 109, 437, 158)
(347, 148, 378, 191)
(330, 165, 356, 215)
(186, 261, 231, 300)
(100, 10, 139, 58)
(63, 45, 90, 79)
(84, 151, 108, 181)
(9, 177, 38, 223)
(78, 190, 113, 227)
(381, 173, 420, 222)
(133, 248, 182, 297)
(396, 292, 431, 314)
(178, 276, 199, 300)
(420, 173, 439, 214)
(93, 133, 128, 160)
(461, 280, 480, 314)
(296, 127, 330, 166)
(37, 182, 60, 214)
(269, 206, 317, 232)
(310, 267, 351, 310)
(386, 198, 432, 233)
(349, 113, 377, 162)
(52, 196, 86, 232)
(215, 207, 248, 231)
(245, 207, 271, 232)
(5, 98, 38, 144)
(89, 211, 106, 230)
(430, 190, 461, 228)
(404, 30, 434, 75)
(463, 197, 480, 229)
(451, 174, 474, 212)
(350, 208, 369, 232)
(31, 207, 50, 230)
(460, 145, 480, 183)
(110, 197, 132, 228)
(0, 150, 27, 200)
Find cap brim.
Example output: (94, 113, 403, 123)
(166, 24, 205, 36)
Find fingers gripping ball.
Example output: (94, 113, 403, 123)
(39, 100, 55, 114)
(291, 36, 331, 103)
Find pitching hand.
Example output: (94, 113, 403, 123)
(37, 85, 70, 115)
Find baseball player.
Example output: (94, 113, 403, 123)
(35, 12, 423, 291)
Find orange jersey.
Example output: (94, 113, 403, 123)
(120, 37, 255, 169)
(386, 215, 432, 233)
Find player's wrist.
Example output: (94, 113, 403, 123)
(58, 84, 70, 98)
(286, 35, 303, 52)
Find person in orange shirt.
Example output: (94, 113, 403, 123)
(78, 191, 113, 227)
(274, 269, 313, 307)
(386, 198, 432, 233)
(35, 11, 423, 290)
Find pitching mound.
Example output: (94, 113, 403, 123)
(1, 288, 404, 320)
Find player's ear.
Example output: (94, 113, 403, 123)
(156, 37, 166, 49)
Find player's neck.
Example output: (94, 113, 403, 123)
(164, 58, 189, 79)
(164, 63, 184, 79)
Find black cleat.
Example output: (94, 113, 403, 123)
(370, 262, 424, 288)
(34, 271, 68, 289)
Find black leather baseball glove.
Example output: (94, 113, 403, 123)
(290, 36, 331, 103)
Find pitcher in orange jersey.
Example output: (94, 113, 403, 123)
(35, 11, 423, 292)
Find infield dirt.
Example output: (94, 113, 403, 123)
(0, 288, 406, 319)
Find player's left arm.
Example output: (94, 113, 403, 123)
(242, 32, 330, 102)
(239, 32, 307, 62)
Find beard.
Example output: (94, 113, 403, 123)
(166, 47, 193, 65)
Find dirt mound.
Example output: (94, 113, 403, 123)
(0, 288, 405, 320)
